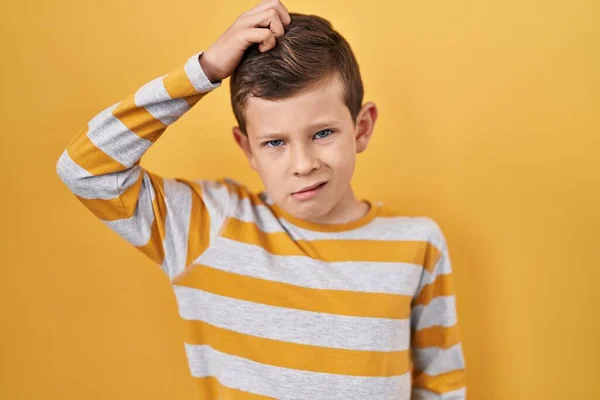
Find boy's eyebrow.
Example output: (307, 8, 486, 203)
(256, 120, 341, 140)
(256, 132, 289, 140)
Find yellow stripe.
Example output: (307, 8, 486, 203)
(75, 170, 144, 221)
(118, 170, 145, 217)
(221, 178, 240, 197)
(370, 206, 442, 273)
(135, 172, 167, 265)
(412, 325, 461, 349)
(176, 265, 411, 319)
(185, 180, 211, 267)
(414, 273, 454, 306)
(219, 178, 265, 205)
(221, 218, 431, 264)
(67, 126, 127, 175)
(184, 92, 205, 108)
(413, 369, 466, 394)
(112, 95, 166, 143)
(182, 319, 410, 377)
(162, 62, 209, 108)
(76, 196, 124, 221)
(423, 243, 441, 274)
(194, 376, 275, 400)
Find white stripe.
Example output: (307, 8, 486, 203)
(412, 387, 466, 400)
(199, 180, 234, 240)
(411, 295, 457, 331)
(185, 344, 411, 400)
(57, 148, 142, 200)
(103, 171, 156, 245)
(57, 149, 116, 199)
(194, 237, 423, 296)
(87, 103, 153, 168)
(184, 52, 222, 93)
(134, 75, 190, 126)
(282, 216, 445, 244)
(411, 344, 465, 376)
(174, 285, 410, 351)
(229, 198, 285, 233)
(160, 179, 193, 279)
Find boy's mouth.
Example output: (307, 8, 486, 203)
(292, 181, 328, 200)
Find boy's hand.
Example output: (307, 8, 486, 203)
(200, 0, 291, 83)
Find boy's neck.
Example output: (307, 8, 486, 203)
(307, 185, 370, 225)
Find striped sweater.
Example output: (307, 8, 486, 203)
(56, 51, 466, 400)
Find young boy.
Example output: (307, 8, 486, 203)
(57, 1, 466, 398)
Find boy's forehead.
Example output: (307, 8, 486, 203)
(245, 76, 350, 136)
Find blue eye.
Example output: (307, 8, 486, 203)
(314, 129, 333, 139)
(264, 139, 284, 148)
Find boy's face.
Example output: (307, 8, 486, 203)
(233, 75, 377, 221)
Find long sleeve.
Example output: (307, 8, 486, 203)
(56, 52, 232, 280)
(410, 223, 467, 399)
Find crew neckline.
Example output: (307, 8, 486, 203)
(269, 200, 381, 232)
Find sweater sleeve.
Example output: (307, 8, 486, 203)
(410, 222, 467, 399)
(56, 52, 233, 280)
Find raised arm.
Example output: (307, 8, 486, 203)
(56, 52, 229, 279)
(56, 0, 292, 280)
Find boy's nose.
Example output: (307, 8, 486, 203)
(292, 147, 320, 177)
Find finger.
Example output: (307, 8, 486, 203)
(243, 28, 276, 52)
(276, 1, 291, 25)
(243, 0, 291, 26)
(258, 32, 277, 52)
(241, 8, 285, 37)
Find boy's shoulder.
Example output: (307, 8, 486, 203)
(375, 203, 447, 247)
(200, 177, 262, 203)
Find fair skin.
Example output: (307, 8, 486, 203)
(200, 0, 378, 224)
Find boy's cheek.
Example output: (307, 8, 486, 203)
(324, 145, 356, 172)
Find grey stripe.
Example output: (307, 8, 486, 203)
(57, 150, 114, 199)
(160, 178, 193, 279)
(412, 344, 465, 376)
(281, 215, 445, 244)
(194, 237, 423, 296)
(411, 295, 458, 331)
(174, 285, 410, 351)
(184, 344, 411, 400)
(87, 103, 153, 168)
(58, 147, 143, 200)
(199, 180, 233, 240)
(103, 171, 156, 245)
(184, 52, 222, 93)
(134, 75, 190, 126)
(229, 198, 285, 233)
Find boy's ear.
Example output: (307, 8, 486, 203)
(355, 101, 378, 153)
(232, 126, 258, 170)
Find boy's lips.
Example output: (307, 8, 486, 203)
(294, 181, 328, 194)
(291, 181, 328, 201)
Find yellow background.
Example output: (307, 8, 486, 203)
(1, 0, 598, 398)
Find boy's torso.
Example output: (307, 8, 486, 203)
(169, 181, 440, 399)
